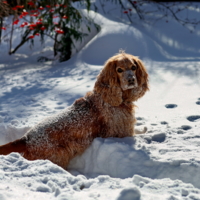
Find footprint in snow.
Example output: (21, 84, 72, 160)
(165, 104, 177, 109)
(196, 98, 200, 105)
(187, 115, 200, 122)
(196, 101, 200, 105)
(136, 117, 145, 126)
(160, 121, 168, 125)
(55, 106, 65, 110)
(136, 122, 144, 126)
(180, 125, 192, 131)
(136, 117, 144, 121)
(177, 130, 184, 134)
(151, 123, 157, 126)
(151, 133, 166, 143)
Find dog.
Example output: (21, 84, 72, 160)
(0, 52, 149, 169)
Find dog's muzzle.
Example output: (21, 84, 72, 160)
(121, 70, 138, 90)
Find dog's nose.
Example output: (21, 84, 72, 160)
(128, 77, 135, 83)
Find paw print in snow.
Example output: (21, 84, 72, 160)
(196, 98, 200, 105)
(187, 115, 200, 122)
(165, 104, 177, 109)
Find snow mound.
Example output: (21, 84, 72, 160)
(0, 153, 199, 200)
(68, 135, 200, 189)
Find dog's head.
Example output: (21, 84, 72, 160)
(94, 52, 149, 106)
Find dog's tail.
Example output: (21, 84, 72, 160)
(135, 126, 147, 135)
(0, 137, 27, 155)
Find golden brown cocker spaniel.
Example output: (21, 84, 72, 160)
(0, 52, 149, 169)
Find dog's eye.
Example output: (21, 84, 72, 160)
(117, 68, 123, 73)
(131, 65, 137, 71)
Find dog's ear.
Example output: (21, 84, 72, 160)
(135, 59, 149, 90)
(94, 59, 123, 106)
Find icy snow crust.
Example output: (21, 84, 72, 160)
(0, 1, 200, 199)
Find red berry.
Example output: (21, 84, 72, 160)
(13, 19, 19, 25)
(38, 6, 44, 10)
(20, 22, 28, 27)
(29, 35, 34, 39)
(16, 5, 24, 9)
(31, 13, 39, 17)
(12, 7, 17, 11)
(55, 28, 64, 34)
(36, 21, 42, 25)
(28, 2, 34, 6)
(40, 26, 46, 31)
(29, 23, 37, 28)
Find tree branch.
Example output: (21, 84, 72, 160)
(9, 29, 31, 54)
(127, 0, 144, 20)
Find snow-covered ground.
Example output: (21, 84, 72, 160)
(0, 1, 200, 199)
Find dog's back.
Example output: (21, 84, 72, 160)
(0, 95, 97, 168)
